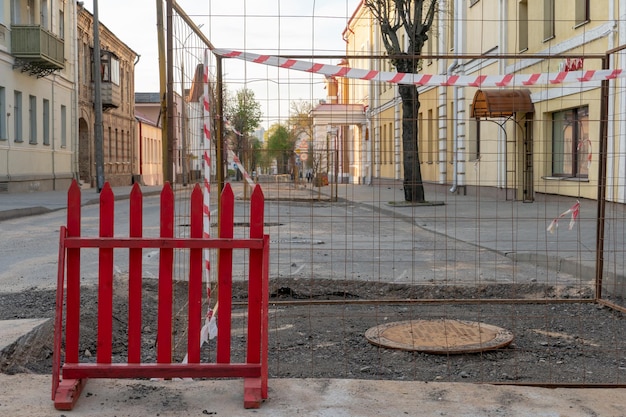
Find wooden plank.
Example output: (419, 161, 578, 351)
(62, 363, 261, 379)
(97, 183, 114, 364)
(52, 226, 67, 400)
(247, 185, 264, 364)
(261, 234, 270, 399)
(158, 183, 174, 364)
(243, 377, 263, 409)
(62, 237, 264, 249)
(188, 185, 203, 363)
(128, 183, 143, 363)
(53, 378, 87, 411)
(217, 184, 234, 364)
(65, 180, 81, 364)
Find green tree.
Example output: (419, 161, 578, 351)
(224, 87, 262, 180)
(287, 101, 314, 180)
(364, 0, 438, 202)
(266, 123, 296, 175)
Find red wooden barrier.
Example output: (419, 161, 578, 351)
(52, 181, 269, 410)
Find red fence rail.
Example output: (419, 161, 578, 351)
(52, 180, 269, 410)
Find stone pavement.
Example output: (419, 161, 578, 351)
(0, 179, 624, 416)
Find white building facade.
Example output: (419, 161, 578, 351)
(0, 0, 77, 192)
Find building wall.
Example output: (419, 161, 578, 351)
(342, 1, 624, 203)
(77, 4, 137, 188)
(0, 0, 77, 193)
(504, 0, 613, 201)
(136, 118, 162, 186)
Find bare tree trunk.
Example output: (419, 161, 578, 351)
(398, 84, 425, 202)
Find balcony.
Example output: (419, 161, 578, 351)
(11, 24, 64, 76)
(98, 82, 121, 110)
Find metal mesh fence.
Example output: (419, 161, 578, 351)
(160, 1, 626, 386)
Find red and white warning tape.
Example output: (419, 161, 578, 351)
(547, 201, 580, 234)
(202, 49, 217, 342)
(214, 48, 623, 87)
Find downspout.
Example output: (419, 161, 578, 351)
(498, 0, 508, 189)
(5, 112, 10, 181)
(605, 0, 615, 201)
(438, 5, 450, 185)
(138, 118, 143, 178)
(616, 0, 626, 202)
(72, 2, 80, 183)
(444, 61, 457, 190)
(448, 0, 460, 192)
(51, 75, 56, 190)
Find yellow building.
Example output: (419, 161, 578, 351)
(343, 0, 624, 203)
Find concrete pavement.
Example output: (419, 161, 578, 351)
(0, 180, 624, 416)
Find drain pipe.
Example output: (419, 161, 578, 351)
(447, 62, 458, 193)
(617, 0, 626, 202)
(448, 0, 460, 193)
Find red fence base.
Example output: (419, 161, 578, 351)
(52, 181, 269, 410)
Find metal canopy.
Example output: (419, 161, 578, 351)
(471, 89, 534, 118)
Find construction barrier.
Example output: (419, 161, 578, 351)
(52, 180, 269, 410)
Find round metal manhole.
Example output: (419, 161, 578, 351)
(365, 319, 514, 354)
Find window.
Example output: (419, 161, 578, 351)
(543, 0, 555, 40)
(29, 95, 37, 144)
(0, 87, 5, 140)
(575, 0, 589, 25)
(60, 105, 67, 147)
(427, 109, 434, 162)
(27, 0, 35, 24)
(381, 123, 386, 164)
(41, 0, 49, 29)
(14, 91, 22, 143)
(11, 0, 20, 24)
(552, 106, 589, 178)
(58, 1, 65, 39)
(388, 123, 393, 165)
(108, 127, 112, 160)
(448, 0, 455, 51)
(83, 43, 90, 85)
(468, 112, 480, 160)
(58, 9, 64, 39)
(518, 0, 528, 52)
(99, 52, 121, 85)
(43, 99, 50, 145)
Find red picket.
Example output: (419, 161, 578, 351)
(128, 183, 143, 363)
(158, 183, 174, 364)
(97, 183, 114, 364)
(217, 184, 234, 364)
(188, 184, 204, 363)
(66, 181, 81, 364)
(245, 184, 266, 407)
(52, 180, 269, 411)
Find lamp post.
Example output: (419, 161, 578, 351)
(93, 0, 105, 192)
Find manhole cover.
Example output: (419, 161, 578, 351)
(365, 319, 514, 354)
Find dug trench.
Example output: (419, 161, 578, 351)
(1, 278, 624, 385)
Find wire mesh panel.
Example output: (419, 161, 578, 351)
(155, 0, 626, 387)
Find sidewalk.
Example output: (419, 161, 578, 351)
(0, 374, 624, 417)
(0, 180, 624, 416)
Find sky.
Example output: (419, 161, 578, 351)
(81, 0, 362, 127)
